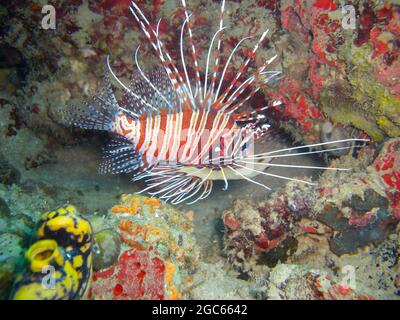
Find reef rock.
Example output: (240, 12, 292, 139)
(90, 194, 199, 300)
(92, 228, 121, 271)
(223, 139, 400, 274)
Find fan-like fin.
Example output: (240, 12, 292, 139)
(63, 73, 123, 131)
(120, 67, 179, 115)
(99, 137, 142, 174)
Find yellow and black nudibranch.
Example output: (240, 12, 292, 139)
(10, 205, 93, 300)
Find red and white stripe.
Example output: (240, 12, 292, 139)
(112, 109, 242, 169)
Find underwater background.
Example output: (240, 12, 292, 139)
(0, 0, 399, 300)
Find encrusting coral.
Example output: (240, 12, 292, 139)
(90, 194, 199, 300)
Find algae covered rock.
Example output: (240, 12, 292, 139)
(317, 138, 400, 255)
(0, 233, 24, 266)
(110, 194, 199, 267)
(8, 214, 34, 242)
(92, 228, 121, 271)
(0, 260, 18, 300)
(0, 198, 34, 243)
(189, 261, 253, 300)
(88, 214, 117, 234)
(223, 140, 399, 274)
(349, 189, 388, 213)
(0, 154, 20, 186)
(318, 186, 395, 256)
(0, 197, 10, 218)
(0, 198, 37, 299)
(0, 198, 11, 234)
(223, 183, 315, 273)
(266, 264, 375, 300)
(0, 233, 24, 299)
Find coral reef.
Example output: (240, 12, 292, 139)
(223, 139, 400, 298)
(0, 0, 398, 149)
(111, 194, 198, 265)
(0, 0, 399, 301)
(273, 0, 400, 142)
(222, 188, 309, 272)
(89, 194, 199, 300)
(0, 191, 200, 300)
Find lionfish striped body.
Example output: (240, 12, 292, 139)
(66, 0, 368, 204)
(112, 109, 238, 170)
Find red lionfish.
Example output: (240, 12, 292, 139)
(66, 0, 368, 204)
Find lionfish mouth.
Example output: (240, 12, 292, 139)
(66, 0, 369, 205)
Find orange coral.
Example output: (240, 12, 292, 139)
(111, 204, 139, 215)
(120, 236, 146, 250)
(144, 197, 161, 213)
(145, 224, 168, 243)
(119, 219, 149, 247)
(164, 260, 181, 300)
(112, 196, 160, 215)
(119, 220, 132, 231)
(131, 224, 147, 239)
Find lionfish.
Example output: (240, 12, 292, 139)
(66, 0, 368, 204)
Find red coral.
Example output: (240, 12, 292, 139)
(98, 0, 132, 14)
(372, 139, 400, 220)
(268, 77, 326, 137)
(376, 5, 393, 24)
(354, 3, 376, 47)
(374, 141, 396, 172)
(255, 233, 284, 251)
(223, 215, 241, 230)
(314, 13, 339, 33)
(90, 249, 165, 300)
(382, 172, 400, 191)
(388, 10, 400, 35)
(370, 27, 389, 58)
(309, 60, 324, 99)
(312, 0, 337, 11)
